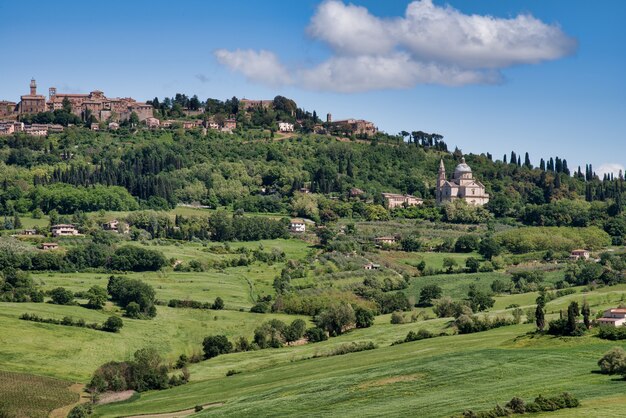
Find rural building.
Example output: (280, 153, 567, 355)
(382, 193, 423, 209)
(51, 224, 79, 237)
(329, 118, 377, 137)
(41, 243, 59, 250)
(374, 236, 396, 246)
(290, 219, 306, 233)
(570, 249, 590, 260)
(19, 79, 47, 114)
(240, 98, 273, 110)
(108, 122, 119, 130)
(364, 263, 380, 270)
(349, 188, 364, 198)
(0, 100, 17, 118)
(21, 229, 37, 236)
(23, 125, 48, 136)
(436, 158, 490, 206)
(278, 121, 294, 132)
(145, 117, 160, 129)
(223, 119, 237, 131)
(102, 219, 129, 234)
(598, 308, 626, 327)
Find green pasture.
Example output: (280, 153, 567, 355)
(0, 302, 307, 382)
(95, 324, 626, 417)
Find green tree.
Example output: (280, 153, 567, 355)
(102, 316, 124, 332)
(85, 285, 108, 309)
(50, 287, 74, 305)
(202, 335, 232, 359)
(535, 294, 546, 332)
(418, 284, 442, 306)
(598, 347, 626, 375)
(354, 307, 375, 328)
(465, 257, 480, 273)
(582, 300, 591, 329)
(467, 284, 494, 312)
(212, 297, 224, 310)
(442, 257, 457, 273)
(314, 303, 356, 336)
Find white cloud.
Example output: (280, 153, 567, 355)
(214, 49, 292, 86)
(299, 53, 500, 93)
(596, 163, 625, 178)
(214, 0, 577, 92)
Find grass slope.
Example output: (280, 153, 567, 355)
(95, 325, 626, 418)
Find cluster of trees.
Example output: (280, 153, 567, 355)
(541, 300, 590, 336)
(597, 347, 626, 378)
(87, 348, 188, 394)
(107, 276, 157, 318)
(19, 313, 123, 333)
(167, 297, 224, 310)
(125, 210, 289, 242)
(461, 393, 579, 417)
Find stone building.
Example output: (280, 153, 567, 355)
(14, 79, 153, 122)
(382, 193, 423, 209)
(436, 158, 489, 206)
(329, 118, 377, 137)
(19, 79, 46, 114)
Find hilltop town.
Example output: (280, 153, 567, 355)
(0, 79, 377, 138)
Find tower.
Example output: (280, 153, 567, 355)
(49, 87, 57, 99)
(30, 78, 37, 96)
(326, 113, 332, 123)
(437, 159, 446, 204)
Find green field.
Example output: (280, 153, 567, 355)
(94, 324, 626, 417)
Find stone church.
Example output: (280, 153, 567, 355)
(436, 157, 489, 206)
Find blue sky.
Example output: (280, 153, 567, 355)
(0, 0, 624, 174)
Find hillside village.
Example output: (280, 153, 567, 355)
(0, 79, 377, 138)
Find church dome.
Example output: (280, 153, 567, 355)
(454, 157, 472, 175)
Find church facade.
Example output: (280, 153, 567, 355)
(436, 157, 489, 206)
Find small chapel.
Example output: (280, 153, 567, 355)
(436, 157, 490, 206)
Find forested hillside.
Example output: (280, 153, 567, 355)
(1, 127, 625, 243)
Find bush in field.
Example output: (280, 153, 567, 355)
(283, 319, 307, 343)
(107, 276, 157, 318)
(597, 347, 626, 376)
(49, 287, 74, 305)
(211, 297, 225, 310)
(433, 296, 472, 318)
(314, 303, 356, 336)
(67, 404, 93, 418)
(202, 335, 233, 359)
(354, 307, 375, 328)
(390, 311, 405, 324)
(467, 284, 494, 312)
(418, 284, 442, 306)
(88, 348, 171, 393)
(304, 327, 328, 343)
(85, 285, 108, 309)
(102, 316, 124, 333)
(598, 326, 626, 340)
(455, 235, 479, 253)
(254, 319, 287, 348)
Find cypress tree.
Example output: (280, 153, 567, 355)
(539, 158, 546, 171)
(535, 293, 546, 332)
(524, 152, 531, 168)
(582, 300, 591, 329)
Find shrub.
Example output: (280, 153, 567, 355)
(102, 316, 124, 333)
(354, 307, 375, 328)
(304, 327, 328, 343)
(108, 246, 167, 272)
(314, 303, 356, 336)
(202, 335, 233, 359)
(107, 276, 157, 318)
(316, 341, 377, 358)
(212, 297, 225, 310)
(390, 311, 405, 324)
(67, 404, 93, 418)
(597, 347, 626, 375)
(418, 284, 442, 306)
(49, 287, 74, 305)
(598, 326, 626, 340)
(455, 235, 479, 252)
(250, 302, 271, 313)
